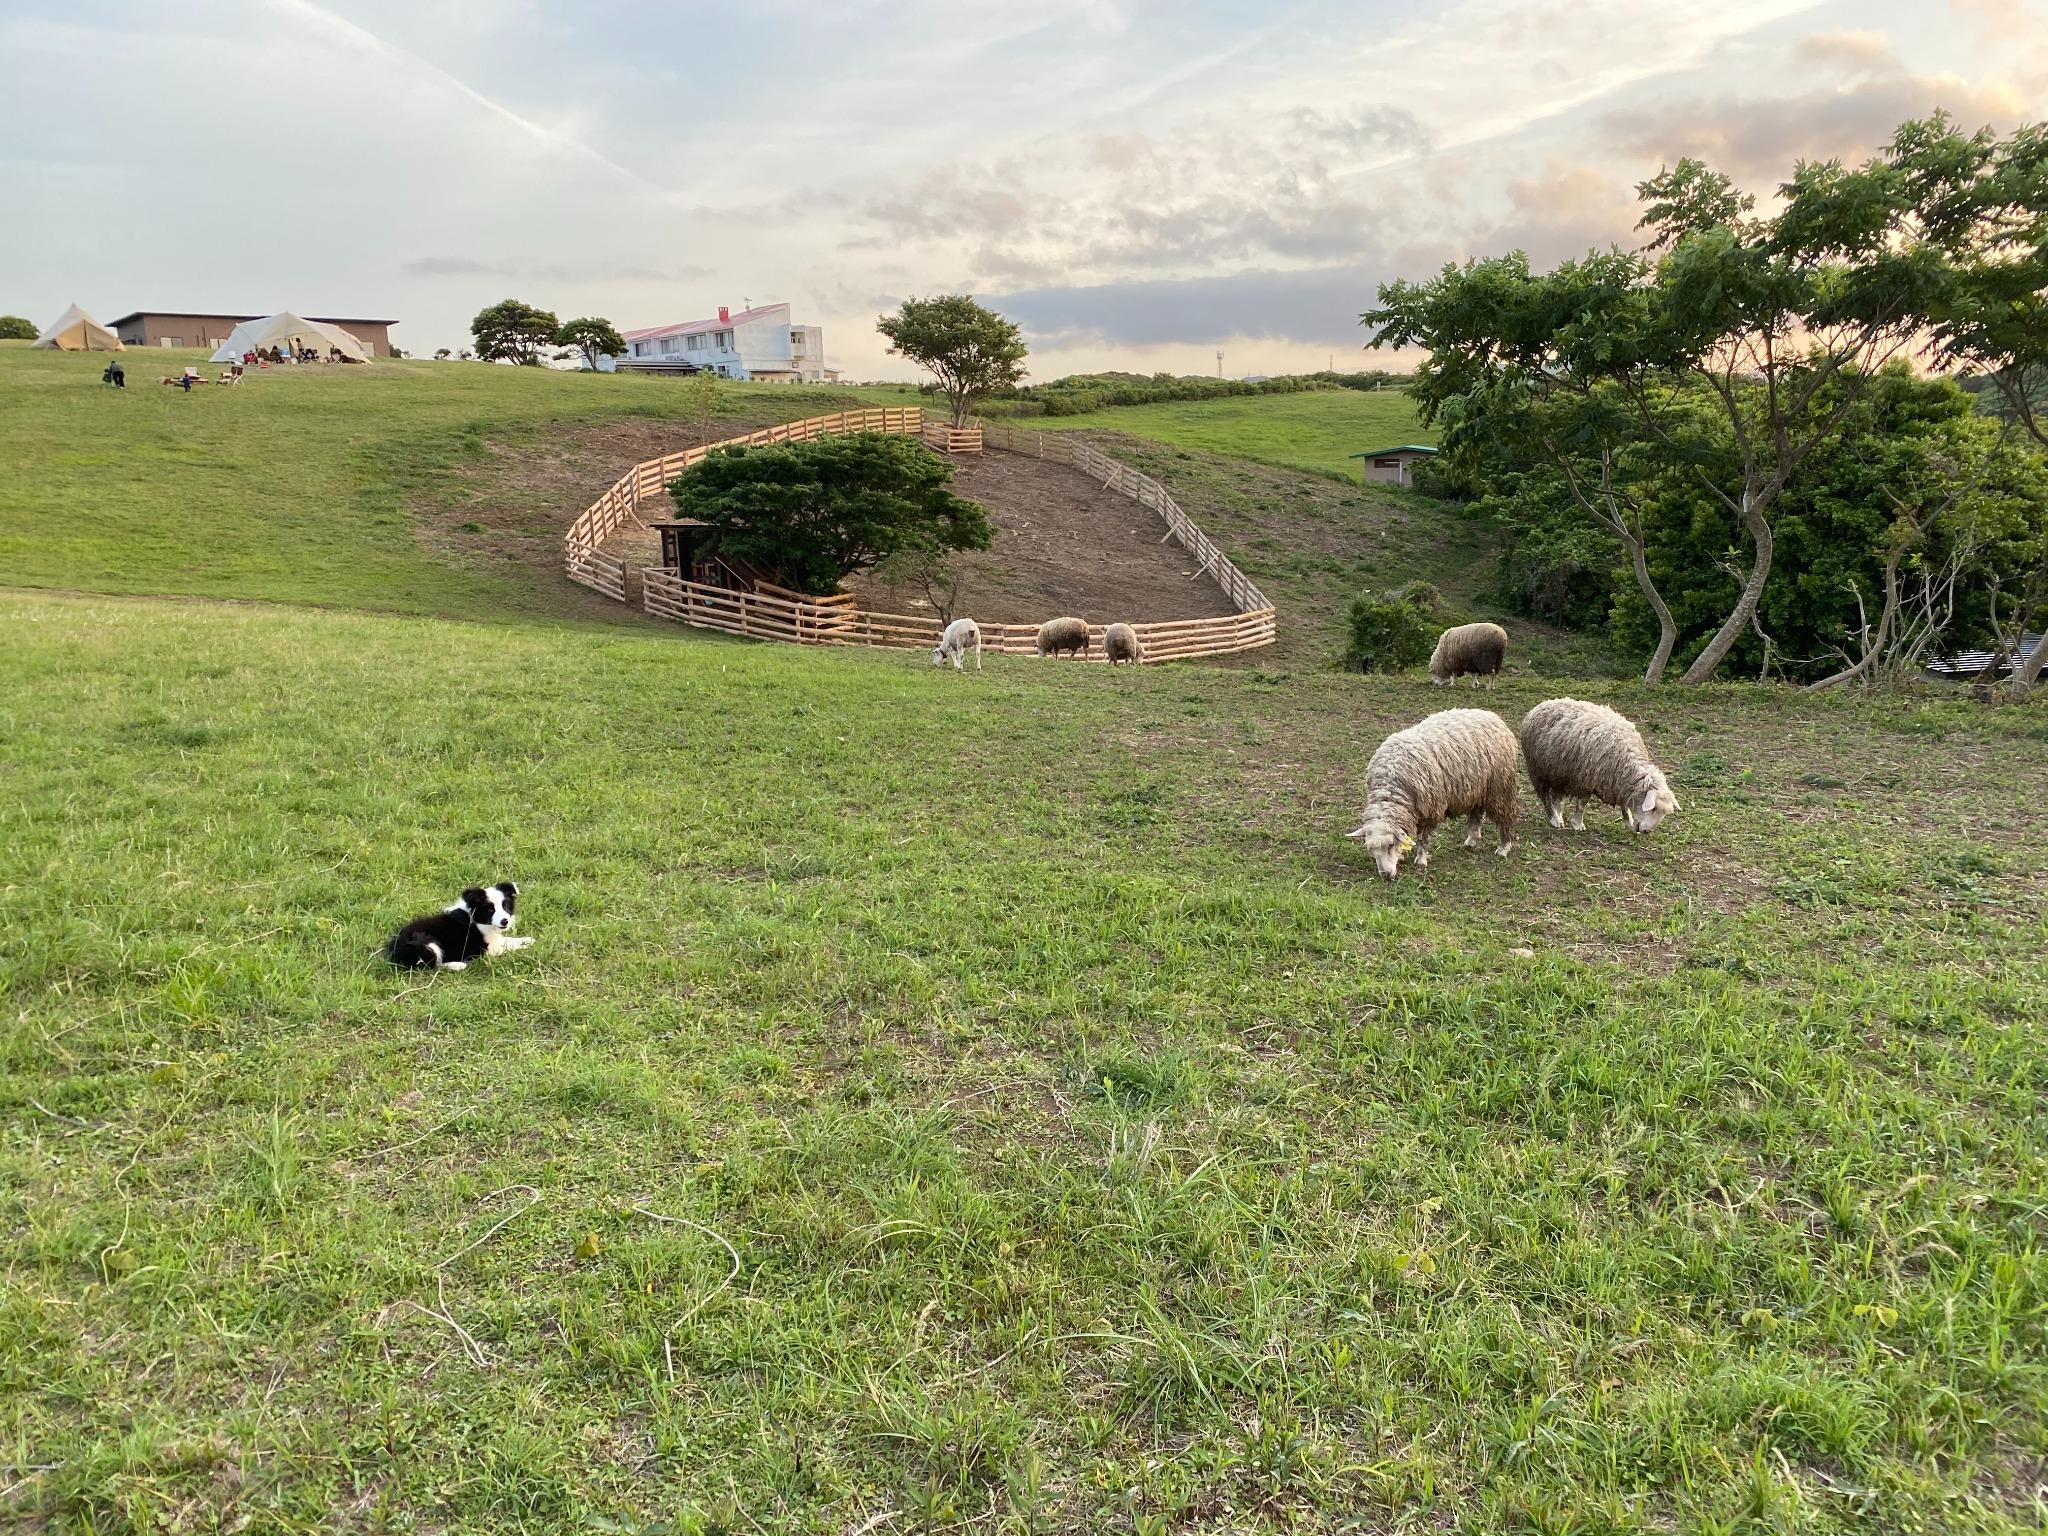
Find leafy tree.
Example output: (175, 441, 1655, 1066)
(434, 348, 452, 360)
(1369, 127, 1970, 684)
(470, 299, 559, 366)
(0, 315, 35, 340)
(671, 431, 992, 596)
(877, 295, 1027, 426)
(1342, 581, 1445, 673)
(1897, 113, 2048, 686)
(556, 317, 624, 370)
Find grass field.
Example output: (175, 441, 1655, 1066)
(3, 343, 2045, 1533)
(1031, 390, 1431, 481)
(0, 343, 892, 622)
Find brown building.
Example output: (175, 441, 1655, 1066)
(106, 311, 400, 357)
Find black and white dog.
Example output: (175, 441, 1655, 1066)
(386, 881, 532, 970)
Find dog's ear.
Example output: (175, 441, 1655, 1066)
(498, 880, 518, 898)
(461, 886, 489, 912)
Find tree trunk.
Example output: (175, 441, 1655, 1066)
(1628, 532, 1678, 686)
(2017, 628, 2048, 689)
(1679, 489, 1773, 685)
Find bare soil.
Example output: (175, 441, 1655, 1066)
(840, 449, 1240, 625)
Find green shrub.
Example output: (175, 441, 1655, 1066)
(1342, 581, 1445, 673)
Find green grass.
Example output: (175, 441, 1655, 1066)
(1029, 389, 1432, 481)
(0, 343, 904, 622)
(4, 590, 2045, 1533)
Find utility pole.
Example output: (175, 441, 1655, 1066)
(1216, 349, 1224, 379)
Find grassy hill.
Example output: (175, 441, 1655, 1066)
(0, 343, 893, 621)
(1031, 387, 1431, 481)
(3, 343, 2045, 1532)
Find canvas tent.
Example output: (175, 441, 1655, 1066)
(210, 312, 371, 364)
(33, 304, 122, 351)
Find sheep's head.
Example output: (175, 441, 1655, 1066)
(930, 643, 948, 667)
(1346, 818, 1416, 878)
(1626, 774, 1680, 833)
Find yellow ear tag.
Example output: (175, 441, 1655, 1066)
(1397, 833, 1416, 853)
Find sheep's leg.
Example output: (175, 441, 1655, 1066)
(1541, 791, 1563, 830)
(1462, 813, 1485, 849)
(1569, 801, 1586, 832)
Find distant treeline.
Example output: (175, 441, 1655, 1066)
(915, 368, 1412, 417)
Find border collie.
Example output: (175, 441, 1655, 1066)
(386, 881, 532, 970)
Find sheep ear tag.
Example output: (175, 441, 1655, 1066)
(1397, 833, 1416, 853)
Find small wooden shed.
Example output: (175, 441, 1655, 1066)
(1350, 444, 1437, 487)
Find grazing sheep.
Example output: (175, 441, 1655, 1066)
(1520, 698, 1680, 833)
(1429, 622, 1509, 687)
(1036, 616, 1091, 659)
(1104, 622, 1143, 666)
(931, 617, 982, 672)
(1345, 708, 1520, 878)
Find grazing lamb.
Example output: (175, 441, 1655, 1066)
(1036, 616, 1091, 659)
(1519, 698, 1680, 833)
(1345, 708, 1520, 878)
(1104, 622, 1143, 666)
(931, 617, 982, 672)
(1429, 622, 1509, 687)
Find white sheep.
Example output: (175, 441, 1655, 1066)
(1345, 708, 1520, 878)
(931, 617, 982, 672)
(1036, 616, 1091, 659)
(1104, 622, 1143, 666)
(1519, 698, 1679, 833)
(1430, 622, 1509, 687)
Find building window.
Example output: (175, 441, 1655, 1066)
(1372, 457, 1401, 468)
(790, 329, 805, 348)
(633, 342, 647, 357)
(716, 330, 732, 349)
(686, 334, 705, 352)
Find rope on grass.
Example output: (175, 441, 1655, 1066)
(630, 1203, 742, 1382)
(380, 1183, 542, 1369)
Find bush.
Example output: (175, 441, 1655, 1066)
(1343, 581, 1445, 673)
(671, 431, 992, 596)
(0, 315, 36, 341)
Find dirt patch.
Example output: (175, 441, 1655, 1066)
(412, 417, 723, 615)
(843, 449, 1241, 625)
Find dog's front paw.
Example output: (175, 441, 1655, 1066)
(440, 960, 468, 970)
(500, 936, 534, 951)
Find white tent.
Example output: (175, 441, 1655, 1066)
(33, 303, 122, 351)
(210, 312, 371, 364)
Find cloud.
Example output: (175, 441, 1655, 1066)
(1289, 106, 1433, 155)
(1479, 159, 1642, 267)
(1602, 70, 2029, 184)
(402, 256, 710, 285)
(1793, 29, 1895, 71)
(987, 262, 1401, 350)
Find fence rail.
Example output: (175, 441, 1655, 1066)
(565, 405, 1276, 662)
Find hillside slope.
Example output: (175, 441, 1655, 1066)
(1031, 387, 1431, 480)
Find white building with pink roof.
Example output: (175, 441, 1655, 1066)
(607, 302, 834, 382)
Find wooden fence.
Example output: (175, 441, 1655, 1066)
(564, 405, 1277, 663)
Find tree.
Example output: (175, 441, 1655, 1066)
(671, 431, 993, 596)
(434, 348, 452, 361)
(1369, 131, 1965, 684)
(470, 299, 559, 365)
(1897, 114, 2048, 687)
(877, 295, 1027, 426)
(1364, 249, 1690, 683)
(554, 316, 625, 371)
(676, 370, 722, 443)
(0, 315, 35, 340)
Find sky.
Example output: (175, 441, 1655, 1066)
(2, 0, 2042, 379)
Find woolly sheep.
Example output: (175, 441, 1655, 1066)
(1104, 622, 1143, 666)
(1345, 708, 1520, 878)
(1429, 622, 1509, 687)
(1036, 616, 1091, 659)
(1519, 698, 1680, 833)
(931, 617, 982, 672)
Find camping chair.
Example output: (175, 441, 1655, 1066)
(216, 368, 243, 386)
